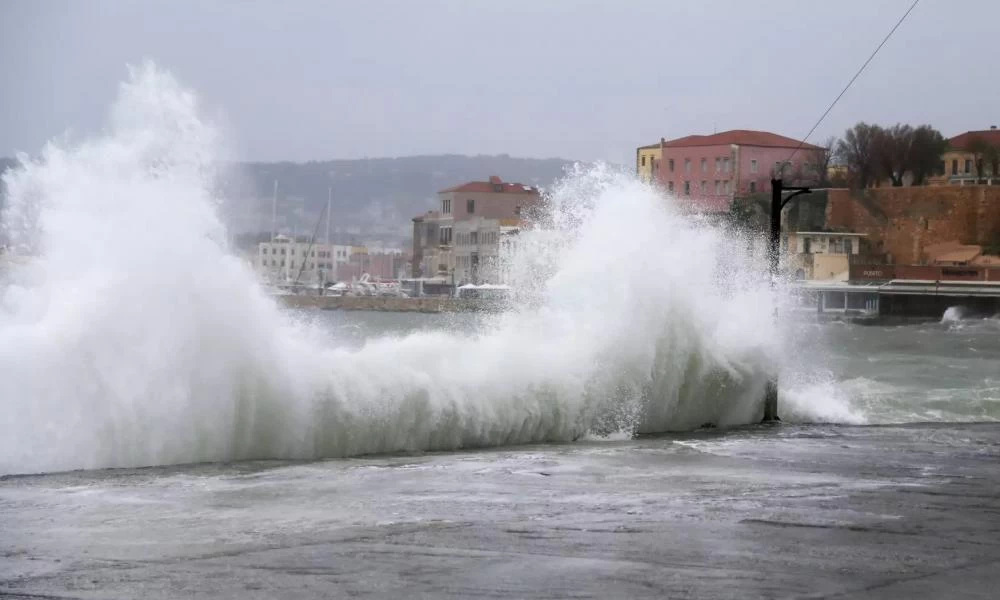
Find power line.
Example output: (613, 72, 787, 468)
(786, 0, 920, 162)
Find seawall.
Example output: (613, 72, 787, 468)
(277, 295, 496, 313)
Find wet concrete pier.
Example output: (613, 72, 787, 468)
(3, 423, 1000, 599)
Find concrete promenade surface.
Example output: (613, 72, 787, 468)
(2, 423, 1000, 599)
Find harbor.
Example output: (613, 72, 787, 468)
(4, 3, 1000, 597)
(795, 278, 1000, 322)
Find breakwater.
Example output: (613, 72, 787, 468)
(277, 295, 492, 312)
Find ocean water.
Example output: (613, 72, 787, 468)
(309, 310, 1000, 427)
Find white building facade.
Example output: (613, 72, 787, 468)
(452, 217, 522, 285)
(257, 235, 352, 284)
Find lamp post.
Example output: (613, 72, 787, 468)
(763, 178, 812, 423)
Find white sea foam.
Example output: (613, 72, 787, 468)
(0, 62, 851, 475)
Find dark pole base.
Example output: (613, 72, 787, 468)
(762, 378, 780, 423)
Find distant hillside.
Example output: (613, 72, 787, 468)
(1, 154, 579, 249)
(224, 154, 578, 246)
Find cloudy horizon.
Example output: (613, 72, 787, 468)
(2, 0, 998, 165)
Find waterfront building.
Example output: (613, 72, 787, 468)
(412, 176, 540, 285)
(654, 130, 824, 213)
(335, 247, 406, 281)
(452, 217, 523, 285)
(411, 210, 448, 279)
(782, 231, 866, 281)
(635, 141, 662, 184)
(256, 235, 352, 285)
(931, 127, 1000, 186)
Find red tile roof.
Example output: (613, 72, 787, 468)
(439, 176, 539, 194)
(661, 129, 822, 150)
(948, 129, 1000, 150)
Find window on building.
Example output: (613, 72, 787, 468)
(467, 199, 475, 214)
(832, 239, 843, 254)
(280, 248, 286, 255)
(291, 249, 295, 256)
(442, 198, 452, 214)
(271, 259, 276, 266)
(724, 180, 730, 194)
(700, 181, 707, 194)
(281, 259, 286, 267)
(749, 181, 757, 194)
(723, 158, 730, 173)
(641, 156, 646, 166)
(701, 158, 708, 173)
(952, 159, 958, 175)
(715, 158, 721, 172)
(845, 239, 853, 255)
(965, 159, 972, 174)
(803, 239, 811, 254)
(684, 181, 690, 195)
(714, 181, 721, 195)
(515, 205, 521, 216)
(751, 159, 758, 173)
(668, 159, 675, 172)
(439, 226, 452, 245)
(667, 181, 674, 193)
(684, 159, 691, 174)
(470, 231, 478, 245)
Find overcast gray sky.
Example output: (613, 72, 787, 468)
(1, 0, 997, 165)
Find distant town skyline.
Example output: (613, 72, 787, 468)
(2, 0, 999, 166)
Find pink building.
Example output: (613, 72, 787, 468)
(654, 130, 823, 213)
(336, 251, 406, 281)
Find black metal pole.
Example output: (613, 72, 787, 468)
(762, 178, 782, 423)
(769, 178, 782, 283)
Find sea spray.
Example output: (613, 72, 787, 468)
(0, 62, 835, 475)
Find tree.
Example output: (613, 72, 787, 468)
(908, 125, 947, 186)
(965, 136, 999, 182)
(874, 124, 914, 187)
(837, 122, 882, 189)
(806, 136, 836, 187)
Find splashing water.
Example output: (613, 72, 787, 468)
(0, 63, 847, 475)
(942, 306, 965, 323)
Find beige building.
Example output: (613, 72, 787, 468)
(635, 140, 663, 184)
(412, 176, 540, 284)
(411, 211, 450, 279)
(933, 128, 1000, 185)
(452, 217, 522, 285)
(783, 231, 865, 281)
